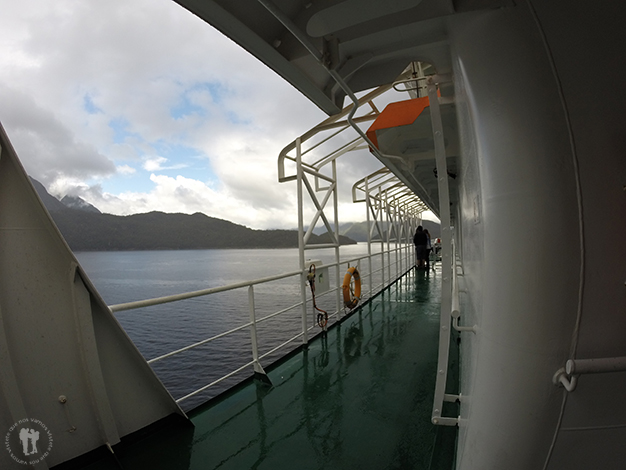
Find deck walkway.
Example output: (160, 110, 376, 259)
(71, 267, 457, 470)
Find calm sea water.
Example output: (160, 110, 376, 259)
(76, 244, 397, 410)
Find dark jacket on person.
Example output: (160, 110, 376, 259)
(413, 230, 427, 246)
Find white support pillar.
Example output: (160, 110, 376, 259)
(296, 137, 308, 345)
(332, 159, 341, 318)
(365, 176, 373, 298)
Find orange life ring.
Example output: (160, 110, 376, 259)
(342, 267, 361, 309)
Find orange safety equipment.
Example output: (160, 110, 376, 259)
(342, 266, 361, 309)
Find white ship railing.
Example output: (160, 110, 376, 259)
(109, 78, 429, 408)
(109, 244, 415, 405)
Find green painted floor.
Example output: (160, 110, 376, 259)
(68, 267, 458, 470)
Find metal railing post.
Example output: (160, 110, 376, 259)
(395, 204, 399, 280)
(379, 188, 385, 290)
(365, 176, 373, 298)
(333, 158, 341, 318)
(248, 285, 264, 375)
(296, 137, 309, 344)
(383, 191, 393, 285)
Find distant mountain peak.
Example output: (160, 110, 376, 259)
(29, 177, 67, 212)
(29, 176, 102, 214)
(60, 195, 101, 214)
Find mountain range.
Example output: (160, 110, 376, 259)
(30, 178, 357, 251)
(31, 178, 439, 251)
(315, 220, 441, 242)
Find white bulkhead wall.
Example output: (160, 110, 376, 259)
(448, 1, 626, 468)
(448, 4, 581, 469)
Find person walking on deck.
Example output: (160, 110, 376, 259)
(424, 229, 432, 270)
(413, 226, 428, 269)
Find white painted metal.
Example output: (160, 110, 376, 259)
(352, 168, 424, 290)
(176, 359, 257, 403)
(4, 0, 625, 467)
(552, 368, 578, 393)
(332, 158, 342, 317)
(103, 98, 428, 406)
(68, 262, 121, 448)
(248, 286, 267, 376)
(296, 137, 309, 345)
(110, 269, 303, 312)
(169, 1, 626, 468)
(451, 240, 476, 334)
(106, 239, 414, 404)
(0, 92, 420, 461)
(447, 5, 589, 465)
(364, 176, 373, 295)
(553, 357, 626, 394)
(427, 76, 458, 427)
(276, 80, 426, 329)
(567, 358, 626, 376)
(0, 125, 185, 469)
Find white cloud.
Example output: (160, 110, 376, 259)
(116, 164, 136, 175)
(67, 173, 297, 229)
(0, 85, 116, 187)
(143, 157, 167, 172)
(0, 0, 415, 230)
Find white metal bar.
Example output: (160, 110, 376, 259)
(256, 300, 303, 324)
(176, 359, 256, 403)
(379, 187, 386, 289)
(147, 321, 253, 364)
(453, 317, 477, 334)
(451, 242, 476, 333)
(297, 137, 309, 345)
(311, 137, 362, 169)
(365, 176, 374, 297)
(433, 416, 460, 426)
(553, 369, 578, 392)
(310, 114, 378, 133)
(333, 158, 342, 319)
(248, 286, 264, 374)
(258, 331, 305, 361)
(301, 165, 334, 183)
(110, 269, 301, 312)
(303, 243, 337, 250)
(120, 226, 414, 402)
(302, 175, 337, 245)
(428, 77, 457, 427)
(282, 154, 317, 168)
(567, 357, 626, 375)
(302, 181, 335, 244)
(301, 125, 350, 157)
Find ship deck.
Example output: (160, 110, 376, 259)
(68, 267, 458, 470)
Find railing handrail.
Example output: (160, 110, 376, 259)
(107, 242, 415, 405)
(109, 268, 302, 312)
(110, 245, 407, 313)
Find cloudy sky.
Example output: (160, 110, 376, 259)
(0, 0, 434, 229)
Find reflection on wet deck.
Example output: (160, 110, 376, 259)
(71, 268, 457, 470)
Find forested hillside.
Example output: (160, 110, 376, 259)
(32, 178, 356, 251)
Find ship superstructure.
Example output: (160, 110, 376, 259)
(1, 1, 625, 469)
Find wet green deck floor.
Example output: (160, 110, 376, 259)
(73, 268, 457, 470)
